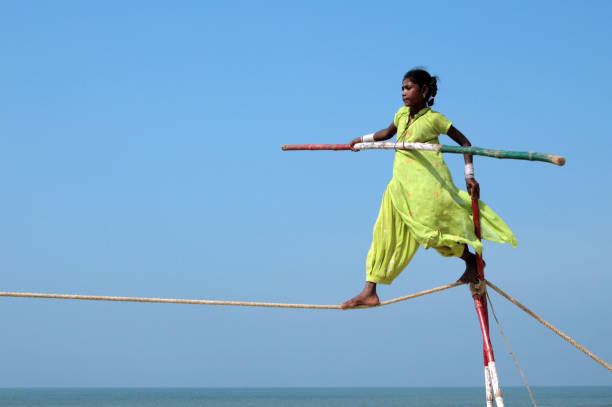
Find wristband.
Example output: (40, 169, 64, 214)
(464, 163, 475, 179)
(361, 133, 375, 143)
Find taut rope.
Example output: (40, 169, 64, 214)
(1, 280, 610, 373)
(486, 280, 612, 373)
(0, 281, 463, 310)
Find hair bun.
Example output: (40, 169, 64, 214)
(428, 76, 438, 106)
(430, 77, 438, 97)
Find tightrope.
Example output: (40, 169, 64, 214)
(2, 280, 610, 373)
(0, 281, 463, 310)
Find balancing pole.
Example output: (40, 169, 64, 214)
(281, 142, 566, 166)
(471, 196, 504, 407)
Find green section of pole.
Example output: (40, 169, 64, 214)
(440, 145, 565, 166)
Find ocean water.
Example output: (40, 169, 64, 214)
(1, 387, 611, 407)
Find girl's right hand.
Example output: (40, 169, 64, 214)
(466, 178, 480, 200)
(349, 137, 362, 152)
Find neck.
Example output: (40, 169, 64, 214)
(410, 103, 427, 116)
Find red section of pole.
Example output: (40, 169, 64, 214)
(281, 144, 351, 151)
(475, 294, 495, 364)
(471, 197, 495, 366)
(470, 198, 486, 281)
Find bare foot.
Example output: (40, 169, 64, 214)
(457, 250, 485, 284)
(341, 281, 380, 309)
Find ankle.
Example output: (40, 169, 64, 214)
(364, 281, 377, 294)
(460, 248, 474, 262)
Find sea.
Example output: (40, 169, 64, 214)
(0, 387, 611, 407)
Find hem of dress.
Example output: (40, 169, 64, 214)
(366, 275, 393, 285)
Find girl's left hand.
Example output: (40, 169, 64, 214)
(466, 178, 480, 199)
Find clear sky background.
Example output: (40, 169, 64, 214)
(1, 0, 611, 388)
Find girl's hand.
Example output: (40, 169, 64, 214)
(349, 137, 362, 152)
(466, 178, 480, 200)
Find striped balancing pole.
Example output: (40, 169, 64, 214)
(281, 142, 566, 166)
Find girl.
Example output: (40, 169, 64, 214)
(341, 69, 517, 309)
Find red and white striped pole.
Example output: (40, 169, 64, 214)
(471, 197, 504, 407)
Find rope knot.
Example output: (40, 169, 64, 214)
(470, 279, 486, 296)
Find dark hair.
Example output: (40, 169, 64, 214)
(403, 68, 438, 106)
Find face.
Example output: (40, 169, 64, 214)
(401, 79, 428, 108)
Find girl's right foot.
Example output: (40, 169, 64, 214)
(458, 249, 484, 283)
(341, 281, 380, 309)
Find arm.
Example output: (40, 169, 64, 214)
(447, 126, 480, 199)
(348, 121, 397, 151)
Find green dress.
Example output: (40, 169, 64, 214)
(365, 107, 517, 285)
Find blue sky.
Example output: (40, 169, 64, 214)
(1, 0, 611, 388)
